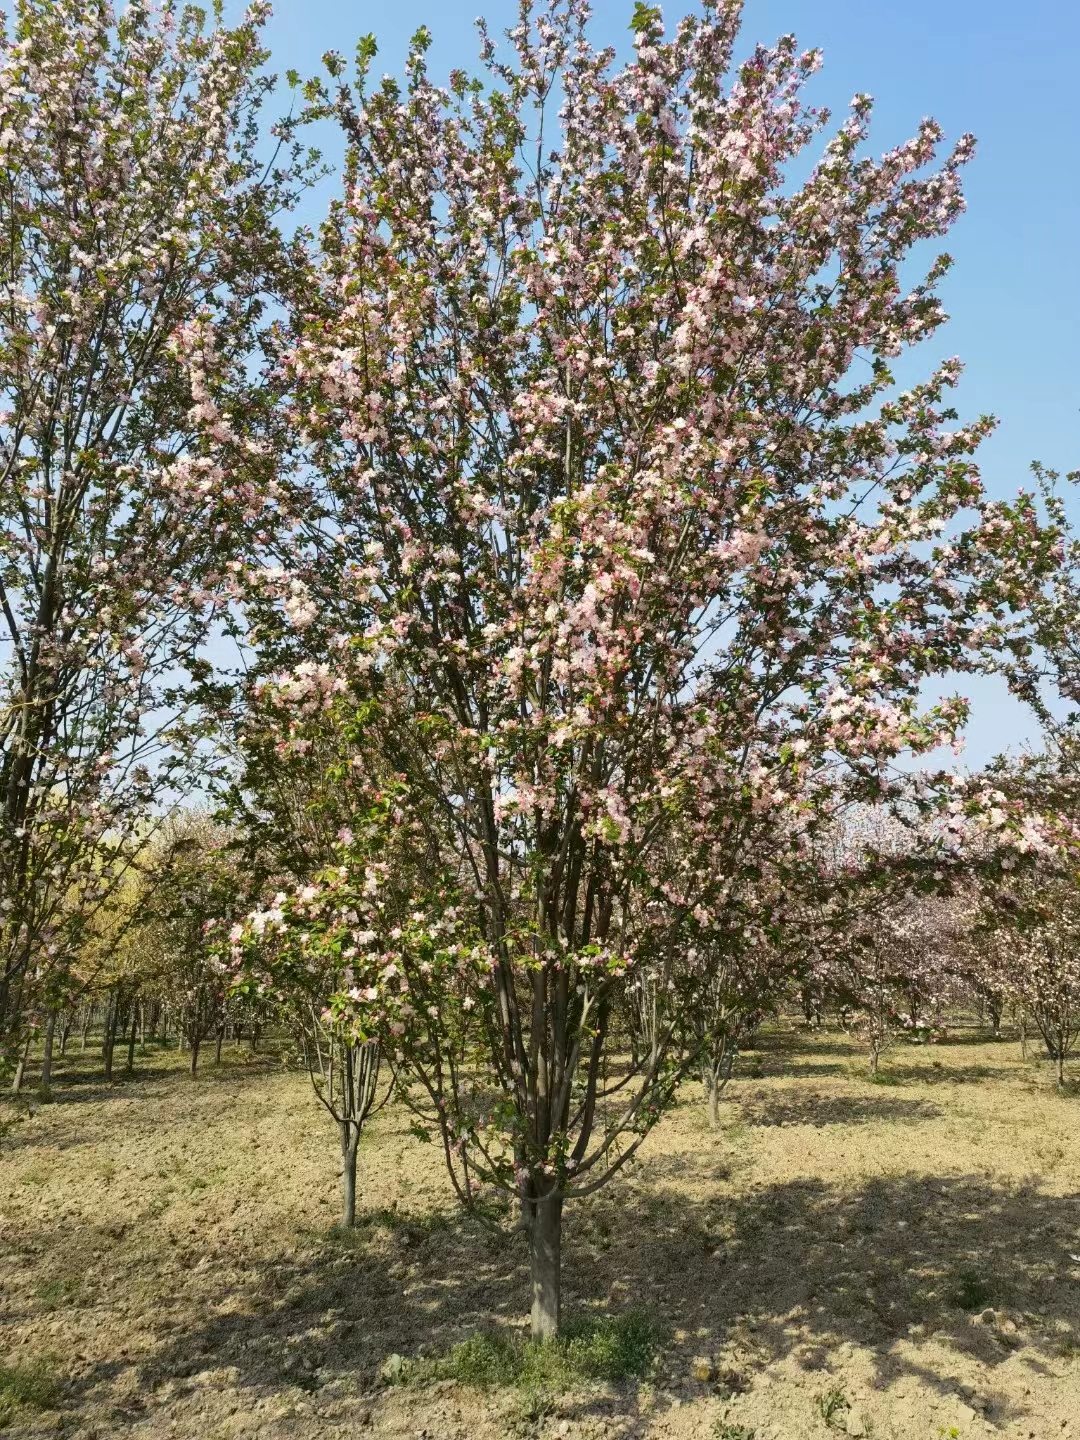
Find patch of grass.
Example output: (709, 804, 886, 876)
(20, 1164, 49, 1186)
(953, 1269, 994, 1312)
(507, 1385, 556, 1435)
(869, 1071, 901, 1087)
(713, 1423, 757, 1440)
(35, 1275, 83, 1312)
(817, 1384, 849, 1427)
(414, 1309, 667, 1392)
(0, 1360, 58, 1425)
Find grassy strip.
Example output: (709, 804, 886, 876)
(387, 1308, 667, 1391)
(0, 1360, 58, 1425)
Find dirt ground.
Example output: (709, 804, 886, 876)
(1, 1024, 1078, 1440)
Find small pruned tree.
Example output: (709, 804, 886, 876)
(302, 1023, 392, 1227)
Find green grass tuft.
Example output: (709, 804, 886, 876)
(35, 1275, 82, 1312)
(817, 1384, 850, 1426)
(0, 1360, 58, 1424)
(409, 1308, 667, 1392)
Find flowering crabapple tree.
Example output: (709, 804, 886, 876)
(829, 895, 962, 1075)
(980, 871, 1080, 1088)
(958, 754, 1080, 1085)
(200, 1, 1050, 1336)
(234, 883, 396, 1227)
(0, 0, 311, 1069)
(681, 913, 784, 1126)
(800, 807, 989, 1072)
(991, 464, 1080, 762)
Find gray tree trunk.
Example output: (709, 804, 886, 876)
(707, 1075, 720, 1129)
(11, 1029, 31, 1092)
(529, 1192, 563, 1340)
(126, 1007, 138, 1073)
(189, 1034, 201, 1077)
(103, 994, 120, 1080)
(40, 1010, 56, 1090)
(341, 1122, 360, 1227)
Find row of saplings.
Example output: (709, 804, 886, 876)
(9, 991, 266, 1094)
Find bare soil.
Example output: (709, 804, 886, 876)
(1, 1025, 1078, 1440)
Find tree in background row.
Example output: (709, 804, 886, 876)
(0, 0, 311, 1069)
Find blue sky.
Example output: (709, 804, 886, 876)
(252, 0, 1080, 766)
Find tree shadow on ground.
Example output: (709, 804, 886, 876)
(754, 1029, 863, 1059)
(879, 1059, 1017, 1086)
(737, 1092, 942, 1127)
(31, 1168, 1080, 1436)
(10, 1050, 282, 1109)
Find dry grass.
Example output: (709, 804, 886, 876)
(1, 1024, 1078, 1439)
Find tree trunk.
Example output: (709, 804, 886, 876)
(80, 1005, 92, 1052)
(126, 1006, 138, 1073)
(869, 1042, 880, 1077)
(341, 1122, 360, 1227)
(60, 1011, 71, 1057)
(701, 1062, 722, 1129)
(11, 1030, 31, 1093)
(103, 994, 120, 1081)
(1057, 1047, 1065, 1089)
(40, 1010, 56, 1090)
(529, 1191, 563, 1340)
(989, 995, 1003, 1040)
(707, 1079, 720, 1129)
(215, 1026, 224, 1065)
(189, 1034, 200, 1077)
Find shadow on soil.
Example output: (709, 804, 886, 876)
(3, 1048, 283, 1115)
(35, 1169, 1080, 1435)
(738, 1092, 943, 1127)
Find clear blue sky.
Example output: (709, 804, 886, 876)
(252, 0, 1080, 767)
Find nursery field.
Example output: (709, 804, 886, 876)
(1, 1027, 1078, 1440)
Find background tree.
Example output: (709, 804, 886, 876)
(0, 0, 310, 1070)
(980, 865, 1080, 1087)
(142, 815, 242, 1078)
